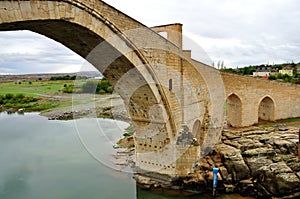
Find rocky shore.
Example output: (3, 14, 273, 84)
(40, 94, 130, 122)
(134, 126, 300, 199)
(9, 91, 298, 198)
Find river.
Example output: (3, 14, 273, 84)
(0, 112, 252, 199)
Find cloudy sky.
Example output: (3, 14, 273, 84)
(0, 0, 299, 74)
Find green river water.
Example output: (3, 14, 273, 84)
(0, 112, 253, 199)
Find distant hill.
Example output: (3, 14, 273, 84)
(0, 71, 102, 82)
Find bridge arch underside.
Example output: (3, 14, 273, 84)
(0, 20, 167, 124)
(0, 6, 176, 174)
(258, 96, 275, 121)
(226, 94, 242, 127)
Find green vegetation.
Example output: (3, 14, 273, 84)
(0, 93, 57, 111)
(268, 73, 300, 84)
(62, 84, 74, 93)
(0, 77, 114, 113)
(50, 75, 88, 81)
(221, 62, 300, 84)
(222, 66, 256, 76)
(258, 117, 300, 127)
(80, 78, 113, 94)
(0, 81, 67, 97)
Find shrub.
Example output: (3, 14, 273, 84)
(268, 75, 277, 80)
(5, 93, 14, 100)
(62, 84, 74, 93)
(16, 93, 25, 99)
(106, 86, 114, 94)
(99, 89, 106, 94)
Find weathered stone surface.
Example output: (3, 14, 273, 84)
(245, 157, 273, 175)
(215, 144, 250, 181)
(223, 140, 242, 149)
(237, 179, 255, 197)
(286, 157, 300, 172)
(223, 132, 241, 140)
(255, 162, 300, 195)
(243, 147, 276, 157)
(273, 139, 297, 154)
(239, 140, 264, 152)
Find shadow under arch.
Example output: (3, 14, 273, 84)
(226, 93, 242, 127)
(258, 96, 275, 121)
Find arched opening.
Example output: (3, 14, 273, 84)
(192, 120, 204, 146)
(0, 0, 176, 174)
(226, 94, 242, 127)
(258, 96, 275, 121)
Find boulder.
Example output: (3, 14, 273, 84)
(274, 139, 297, 154)
(243, 147, 276, 157)
(245, 157, 273, 175)
(237, 179, 255, 197)
(255, 162, 300, 196)
(215, 144, 250, 181)
(286, 158, 300, 172)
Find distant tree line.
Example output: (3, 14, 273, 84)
(222, 66, 256, 76)
(221, 62, 300, 84)
(50, 75, 88, 81)
(268, 73, 300, 84)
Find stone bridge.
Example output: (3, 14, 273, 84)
(0, 0, 299, 179)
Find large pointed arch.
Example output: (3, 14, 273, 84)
(258, 96, 275, 121)
(0, 0, 179, 174)
(226, 93, 242, 127)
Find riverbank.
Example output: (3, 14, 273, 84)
(133, 125, 300, 199)
(40, 94, 130, 121)
(1, 76, 299, 198)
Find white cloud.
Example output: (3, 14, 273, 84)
(0, 0, 299, 73)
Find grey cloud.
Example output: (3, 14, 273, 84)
(0, 0, 300, 74)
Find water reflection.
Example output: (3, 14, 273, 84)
(0, 166, 30, 199)
(0, 112, 251, 199)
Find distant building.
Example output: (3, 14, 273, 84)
(296, 64, 300, 73)
(253, 67, 271, 78)
(279, 69, 293, 76)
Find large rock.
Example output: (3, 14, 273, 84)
(286, 157, 300, 172)
(243, 147, 276, 157)
(254, 162, 300, 196)
(273, 139, 297, 154)
(245, 157, 273, 176)
(215, 144, 250, 181)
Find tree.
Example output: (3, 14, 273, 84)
(62, 84, 73, 93)
(277, 73, 283, 79)
(16, 93, 25, 99)
(268, 75, 277, 80)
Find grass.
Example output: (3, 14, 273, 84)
(257, 117, 300, 127)
(0, 80, 74, 97)
(0, 80, 75, 112)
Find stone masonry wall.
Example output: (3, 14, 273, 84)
(222, 72, 300, 127)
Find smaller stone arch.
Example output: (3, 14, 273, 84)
(258, 96, 275, 121)
(226, 93, 242, 127)
(192, 119, 204, 146)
